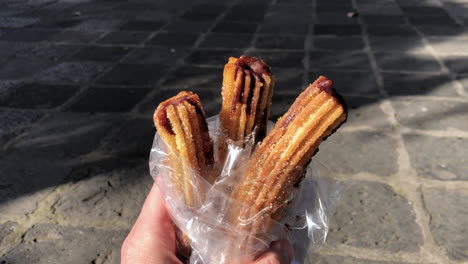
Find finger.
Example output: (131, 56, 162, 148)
(122, 182, 180, 264)
(253, 240, 294, 264)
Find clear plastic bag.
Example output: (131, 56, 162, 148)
(149, 116, 341, 264)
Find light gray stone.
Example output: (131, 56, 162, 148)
(422, 188, 468, 261)
(327, 181, 423, 252)
(308, 254, 413, 264)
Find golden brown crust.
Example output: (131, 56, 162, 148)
(228, 76, 347, 246)
(218, 55, 275, 162)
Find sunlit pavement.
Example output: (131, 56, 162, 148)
(0, 0, 467, 263)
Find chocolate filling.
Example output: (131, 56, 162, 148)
(159, 93, 207, 135)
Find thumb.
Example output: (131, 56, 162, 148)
(252, 240, 294, 264)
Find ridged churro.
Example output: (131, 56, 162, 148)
(229, 76, 347, 248)
(218, 55, 275, 162)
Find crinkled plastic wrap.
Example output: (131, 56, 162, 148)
(149, 116, 341, 264)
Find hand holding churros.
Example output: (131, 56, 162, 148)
(150, 55, 347, 264)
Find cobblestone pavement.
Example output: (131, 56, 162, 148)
(1, 0, 467, 263)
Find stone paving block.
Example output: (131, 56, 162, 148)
(313, 24, 362, 36)
(119, 20, 165, 32)
(264, 11, 309, 25)
(325, 181, 422, 252)
(270, 93, 298, 120)
(374, 52, 442, 72)
(11, 43, 82, 62)
(416, 25, 468, 37)
(99, 118, 155, 158)
(161, 65, 222, 90)
(67, 86, 150, 113)
(400, 6, 451, 17)
(368, 36, 427, 52)
(245, 51, 305, 68)
(147, 32, 199, 47)
(457, 75, 468, 94)
(308, 255, 412, 264)
(96, 31, 149, 45)
(224, 7, 266, 22)
(164, 19, 212, 33)
(309, 51, 371, 71)
(366, 25, 419, 37)
(198, 33, 253, 49)
(96, 64, 168, 86)
(395, 0, 441, 7)
(11, 112, 118, 157)
(0, 17, 39, 28)
(313, 36, 365, 51)
(72, 19, 123, 31)
(0, 224, 127, 264)
(181, 4, 225, 21)
(408, 15, 459, 26)
(0, 57, 54, 80)
(0, 29, 59, 42)
(361, 15, 408, 25)
(308, 70, 380, 95)
(212, 21, 259, 34)
(315, 131, 398, 176)
(440, 55, 468, 74)
(382, 72, 459, 97)
(69, 46, 131, 62)
(0, 149, 72, 219)
(391, 98, 468, 131)
(0, 83, 80, 109)
(314, 12, 359, 25)
(122, 47, 188, 65)
(30, 18, 84, 29)
(31, 62, 112, 84)
(0, 221, 18, 249)
(186, 49, 245, 65)
(0, 108, 43, 146)
(427, 37, 468, 55)
(340, 95, 389, 128)
(274, 68, 304, 92)
(422, 188, 468, 260)
(49, 159, 152, 226)
(254, 35, 305, 50)
(316, 1, 354, 12)
(51, 30, 104, 44)
(403, 134, 468, 181)
(259, 22, 308, 35)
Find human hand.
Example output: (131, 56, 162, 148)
(121, 183, 294, 264)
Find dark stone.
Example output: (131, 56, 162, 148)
(0, 29, 59, 42)
(181, 4, 226, 21)
(186, 49, 245, 65)
(212, 22, 259, 34)
(245, 51, 305, 68)
(403, 134, 468, 181)
(391, 98, 468, 131)
(224, 7, 266, 22)
(72, 19, 123, 31)
(198, 33, 253, 49)
(400, 6, 451, 17)
(315, 131, 398, 176)
(119, 20, 165, 31)
(10, 112, 118, 156)
(161, 66, 222, 91)
(361, 15, 408, 25)
(315, 12, 360, 25)
(309, 51, 371, 70)
(31, 62, 112, 84)
(374, 52, 441, 72)
(0, 83, 79, 109)
(366, 25, 419, 36)
(382, 72, 459, 96)
(1, 224, 127, 263)
(96, 64, 168, 86)
(69, 46, 131, 62)
(99, 118, 155, 158)
(416, 25, 468, 36)
(30, 18, 84, 29)
(0, 57, 54, 80)
(259, 22, 308, 35)
(122, 47, 188, 65)
(408, 15, 458, 26)
(0, 108, 43, 146)
(97, 31, 150, 45)
(147, 32, 199, 47)
(314, 24, 362, 36)
(422, 188, 468, 260)
(427, 37, 468, 55)
(313, 36, 365, 50)
(326, 181, 422, 252)
(164, 20, 211, 33)
(254, 35, 305, 50)
(274, 68, 304, 92)
(308, 70, 380, 95)
(368, 36, 426, 52)
(51, 30, 104, 44)
(67, 86, 150, 112)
